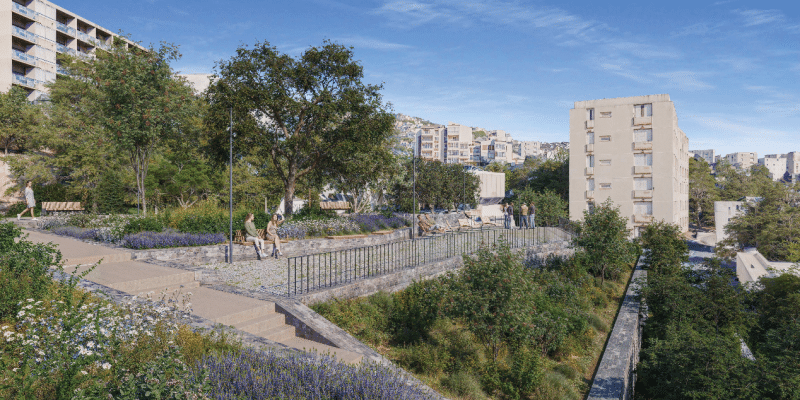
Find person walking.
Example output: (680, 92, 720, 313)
(519, 203, 529, 229)
(505, 202, 514, 229)
(267, 214, 285, 258)
(244, 213, 265, 259)
(17, 181, 37, 221)
(530, 202, 536, 229)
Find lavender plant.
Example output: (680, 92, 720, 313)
(122, 230, 225, 249)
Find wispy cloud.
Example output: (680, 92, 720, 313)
(733, 9, 785, 27)
(672, 22, 720, 37)
(606, 41, 682, 59)
(599, 62, 652, 84)
(335, 36, 413, 51)
(653, 71, 714, 91)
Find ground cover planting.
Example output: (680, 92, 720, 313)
(0, 222, 436, 399)
(313, 243, 635, 399)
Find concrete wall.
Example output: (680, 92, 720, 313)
(714, 201, 744, 244)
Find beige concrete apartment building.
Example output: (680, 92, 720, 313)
(689, 149, 715, 165)
(445, 122, 472, 164)
(725, 152, 757, 170)
(569, 94, 689, 236)
(1, 0, 133, 101)
(759, 154, 789, 181)
(418, 125, 446, 161)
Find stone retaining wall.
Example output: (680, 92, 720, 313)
(587, 264, 647, 400)
(297, 241, 574, 305)
(129, 228, 412, 264)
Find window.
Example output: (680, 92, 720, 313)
(634, 177, 653, 190)
(586, 132, 594, 144)
(587, 155, 594, 168)
(588, 108, 595, 120)
(634, 153, 652, 166)
(587, 179, 595, 191)
(587, 201, 595, 213)
(600, 112, 612, 118)
(600, 183, 611, 189)
(635, 104, 652, 117)
(634, 201, 653, 215)
(634, 129, 652, 142)
(599, 159, 611, 166)
(600, 136, 611, 142)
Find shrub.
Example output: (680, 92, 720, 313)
(441, 371, 484, 399)
(587, 313, 609, 333)
(122, 231, 226, 249)
(123, 216, 164, 235)
(168, 201, 227, 234)
(552, 363, 578, 380)
(4, 201, 40, 217)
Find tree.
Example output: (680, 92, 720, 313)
(571, 199, 634, 284)
(206, 40, 395, 216)
(510, 151, 569, 202)
(94, 40, 197, 215)
(512, 188, 567, 227)
(639, 221, 688, 276)
(688, 157, 719, 229)
(390, 159, 480, 211)
(0, 86, 40, 155)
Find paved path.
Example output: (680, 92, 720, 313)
(22, 226, 362, 364)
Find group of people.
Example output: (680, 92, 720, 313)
(503, 202, 536, 229)
(244, 213, 284, 259)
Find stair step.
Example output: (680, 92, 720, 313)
(256, 324, 297, 342)
(129, 280, 201, 298)
(234, 313, 285, 334)
(282, 337, 363, 364)
(215, 304, 276, 326)
(110, 271, 196, 293)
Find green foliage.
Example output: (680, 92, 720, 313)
(291, 203, 336, 221)
(4, 201, 40, 217)
(123, 216, 164, 235)
(390, 158, 480, 211)
(688, 157, 719, 228)
(512, 188, 567, 226)
(507, 153, 569, 202)
(482, 346, 543, 400)
(0, 85, 41, 155)
(572, 199, 637, 284)
(639, 221, 688, 275)
(96, 169, 129, 214)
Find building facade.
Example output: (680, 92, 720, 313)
(759, 154, 789, 181)
(417, 125, 446, 162)
(725, 152, 758, 170)
(1, 0, 133, 101)
(445, 122, 472, 164)
(689, 149, 715, 165)
(569, 94, 689, 235)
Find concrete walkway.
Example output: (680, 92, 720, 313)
(22, 225, 362, 364)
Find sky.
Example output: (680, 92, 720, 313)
(59, 0, 800, 156)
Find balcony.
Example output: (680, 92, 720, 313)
(12, 74, 36, 88)
(634, 141, 653, 151)
(634, 116, 652, 126)
(12, 2, 37, 18)
(57, 22, 75, 36)
(56, 43, 76, 55)
(12, 26, 37, 43)
(634, 166, 653, 175)
(634, 190, 653, 198)
(586, 191, 594, 199)
(586, 120, 594, 129)
(12, 49, 37, 66)
(585, 167, 594, 175)
(585, 144, 594, 153)
(77, 31, 91, 43)
(633, 214, 653, 223)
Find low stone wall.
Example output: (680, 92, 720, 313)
(587, 264, 647, 400)
(130, 228, 412, 264)
(297, 240, 574, 305)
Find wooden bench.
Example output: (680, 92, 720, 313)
(41, 202, 84, 216)
(319, 201, 351, 211)
(370, 230, 395, 236)
(233, 229, 287, 246)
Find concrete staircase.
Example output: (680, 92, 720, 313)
(22, 226, 362, 364)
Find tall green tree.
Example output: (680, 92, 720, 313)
(571, 199, 635, 284)
(0, 86, 41, 155)
(639, 221, 688, 275)
(205, 40, 395, 216)
(688, 157, 719, 229)
(512, 188, 567, 227)
(94, 39, 197, 215)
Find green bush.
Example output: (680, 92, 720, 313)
(123, 216, 165, 235)
(441, 371, 484, 399)
(552, 363, 578, 380)
(4, 201, 40, 217)
(292, 203, 336, 221)
(96, 170, 128, 214)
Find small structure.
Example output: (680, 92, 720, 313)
(736, 248, 797, 284)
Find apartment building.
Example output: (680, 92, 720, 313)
(569, 94, 689, 236)
(689, 149, 715, 165)
(759, 154, 789, 181)
(520, 141, 541, 160)
(787, 152, 800, 176)
(417, 125, 446, 162)
(1, 0, 134, 101)
(445, 122, 472, 164)
(725, 152, 758, 170)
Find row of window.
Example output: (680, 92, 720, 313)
(586, 104, 653, 121)
(586, 201, 653, 215)
(586, 129, 652, 144)
(586, 154, 653, 167)
(587, 178, 653, 191)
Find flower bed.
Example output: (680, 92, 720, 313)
(122, 230, 226, 250)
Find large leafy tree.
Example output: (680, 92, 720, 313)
(571, 199, 635, 284)
(390, 159, 480, 211)
(205, 40, 395, 216)
(512, 188, 567, 227)
(0, 86, 41, 155)
(688, 157, 719, 229)
(94, 40, 197, 215)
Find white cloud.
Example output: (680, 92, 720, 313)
(335, 36, 413, 51)
(653, 71, 714, 91)
(733, 9, 785, 27)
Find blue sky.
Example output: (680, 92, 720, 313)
(62, 0, 799, 156)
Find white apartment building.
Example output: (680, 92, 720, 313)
(520, 141, 541, 160)
(725, 152, 758, 170)
(569, 94, 689, 236)
(445, 122, 472, 164)
(418, 125, 446, 162)
(1, 0, 134, 101)
(759, 154, 789, 181)
(689, 149, 715, 165)
(788, 152, 800, 176)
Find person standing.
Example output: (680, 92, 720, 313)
(519, 203, 529, 229)
(244, 213, 265, 259)
(505, 202, 514, 229)
(267, 214, 285, 258)
(530, 202, 536, 229)
(17, 181, 37, 221)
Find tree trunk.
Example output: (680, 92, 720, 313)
(283, 168, 296, 216)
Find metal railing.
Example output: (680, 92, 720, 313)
(13, 74, 36, 88)
(56, 43, 75, 54)
(285, 218, 575, 297)
(56, 22, 75, 36)
(12, 26, 37, 42)
(12, 2, 37, 18)
(12, 49, 37, 66)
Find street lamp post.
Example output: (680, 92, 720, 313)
(412, 133, 417, 240)
(228, 107, 233, 264)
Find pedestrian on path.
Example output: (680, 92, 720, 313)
(505, 202, 514, 229)
(17, 181, 37, 221)
(519, 203, 529, 229)
(244, 213, 265, 259)
(530, 202, 536, 228)
(267, 214, 285, 258)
